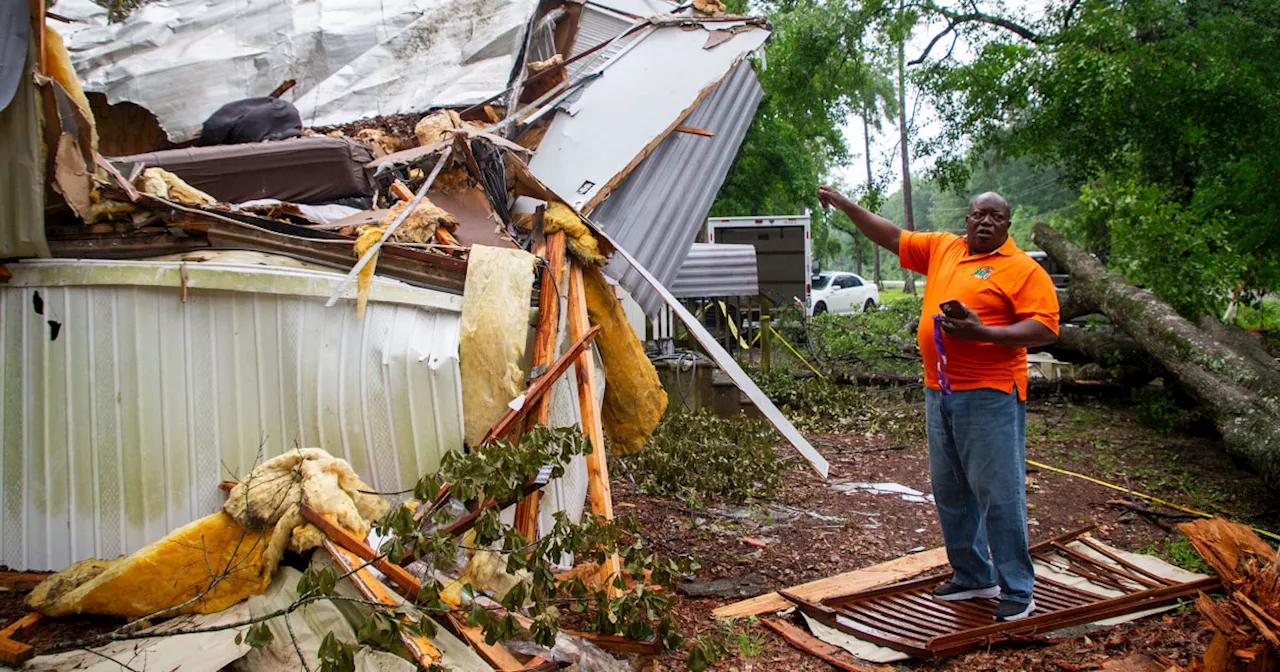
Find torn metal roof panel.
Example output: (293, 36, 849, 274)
(594, 62, 764, 314)
(565, 4, 643, 80)
(671, 243, 759, 299)
(585, 0, 686, 18)
(525, 20, 768, 214)
(50, 0, 537, 142)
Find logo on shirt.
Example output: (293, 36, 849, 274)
(972, 265, 995, 280)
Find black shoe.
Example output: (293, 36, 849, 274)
(993, 598, 1035, 621)
(931, 582, 1000, 601)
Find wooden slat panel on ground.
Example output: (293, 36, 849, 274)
(711, 547, 949, 620)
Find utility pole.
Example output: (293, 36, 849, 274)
(897, 0, 916, 295)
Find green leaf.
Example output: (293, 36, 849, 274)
(245, 622, 274, 650)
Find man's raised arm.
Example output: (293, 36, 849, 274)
(817, 186, 903, 254)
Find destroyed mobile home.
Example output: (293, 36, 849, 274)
(0, 0, 830, 668)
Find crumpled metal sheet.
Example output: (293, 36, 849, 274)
(50, 0, 537, 142)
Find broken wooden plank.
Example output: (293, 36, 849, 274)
(323, 540, 442, 668)
(0, 611, 42, 667)
(0, 572, 52, 591)
(0, 613, 44, 639)
(566, 262, 623, 596)
(479, 324, 601, 446)
(434, 227, 462, 251)
(1178, 518, 1278, 582)
(390, 181, 415, 201)
(760, 618, 893, 672)
(712, 547, 949, 619)
(673, 125, 716, 137)
(514, 226, 566, 541)
(489, 598, 663, 655)
(0, 638, 33, 668)
(300, 504, 423, 600)
(444, 612, 525, 671)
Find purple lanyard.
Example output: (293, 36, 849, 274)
(932, 314, 953, 395)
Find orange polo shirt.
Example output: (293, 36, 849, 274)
(899, 231, 1060, 401)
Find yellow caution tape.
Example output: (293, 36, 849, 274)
(1025, 458, 1280, 542)
(715, 300, 750, 349)
(768, 325, 824, 379)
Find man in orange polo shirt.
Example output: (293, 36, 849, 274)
(817, 187, 1059, 621)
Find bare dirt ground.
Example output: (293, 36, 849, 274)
(618, 392, 1279, 671)
(2, 394, 1273, 671)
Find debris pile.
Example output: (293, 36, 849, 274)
(0, 1, 844, 669)
(1179, 518, 1280, 672)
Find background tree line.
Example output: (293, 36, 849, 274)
(712, 0, 1280, 320)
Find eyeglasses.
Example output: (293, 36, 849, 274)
(967, 210, 1008, 225)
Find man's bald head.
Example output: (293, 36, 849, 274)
(965, 191, 1012, 254)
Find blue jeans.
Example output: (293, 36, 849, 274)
(925, 386, 1034, 603)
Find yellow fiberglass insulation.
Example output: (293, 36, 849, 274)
(459, 245, 537, 447)
(26, 513, 274, 618)
(43, 26, 97, 153)
(223, 448, 391, 571)
(413, 109, 484, 147)
(583, 266, 668, 456)
(26, 449, 387, 620)
(353, 225, 384, 319)
(377, 197, 459, 241)
(352, 197, 459, 318)
(543, 202, 606, 267)
(137, 167, 218, 206)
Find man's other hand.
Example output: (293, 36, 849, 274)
(940, 302, 987, 341)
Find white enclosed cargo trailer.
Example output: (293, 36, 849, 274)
(705, 215, 812, 311)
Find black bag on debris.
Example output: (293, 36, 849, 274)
(196, 97, 303, 146)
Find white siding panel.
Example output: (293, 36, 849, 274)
(0, 260, 468, 570)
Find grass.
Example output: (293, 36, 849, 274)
(877, 287, 918, 305)
(1234, 297, 1280, 330)
(1139, 534, 1211, 574)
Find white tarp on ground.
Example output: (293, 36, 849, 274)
(50, 0, 537, 142)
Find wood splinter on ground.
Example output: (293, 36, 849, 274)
(1177, 517, 1280, 672)
(0, 612, 44, 667)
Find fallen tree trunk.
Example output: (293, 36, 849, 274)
(1051, 325, 1163, 386)
(1034, 223, 1280, 493)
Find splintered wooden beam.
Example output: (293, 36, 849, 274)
(323, 540, 442, 667)
(390, 181, 415, 201)
(479, 324, 601, 446)
(674, 125, 716, 137)
(514, 226, 566, 541)
(0, 612, 43, 667)
(0, 572, 52, 591)
(444, 612, 525, 671)
(300, 505, 423, 599)
(304, 510, 548, 669)
(566, 262, 622, 596)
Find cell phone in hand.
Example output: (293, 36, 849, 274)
(939, 299, 968, 319)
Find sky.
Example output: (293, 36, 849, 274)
(831, 0, 1051, 196)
